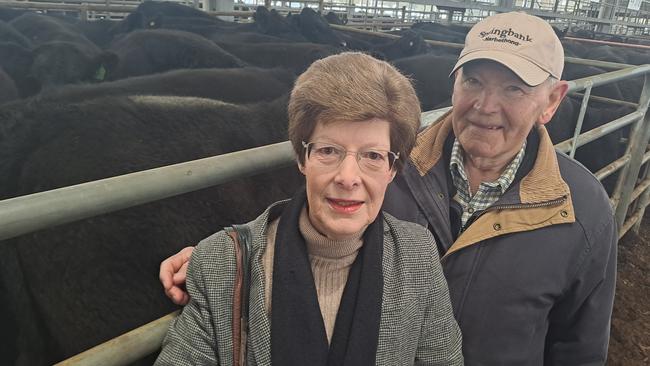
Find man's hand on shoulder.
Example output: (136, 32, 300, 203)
(159, 246, 194, 305)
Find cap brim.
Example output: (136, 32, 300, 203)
(449, 50, 551, 86)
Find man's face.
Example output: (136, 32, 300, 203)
(451, 60, 565, 166)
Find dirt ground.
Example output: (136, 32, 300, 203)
(607, 214, 650, 365)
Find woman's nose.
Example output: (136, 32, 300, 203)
(334, 154, 362, 188)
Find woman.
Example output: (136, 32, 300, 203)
(156, 52, 463, 365)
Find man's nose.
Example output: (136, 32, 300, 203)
(473, 89, 500, 113)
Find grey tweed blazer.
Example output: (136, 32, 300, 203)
(156, 200, 463, 366)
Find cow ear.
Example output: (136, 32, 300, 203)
(538, 80, 569, 125)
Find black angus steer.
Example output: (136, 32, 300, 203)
(10, 12, 97, 49)
(392, 53, 457, 110)
(215, 41, 341, 74)
(0, 42, 40, 97)
(0, 94, 303, 365)
(35, 67, 296, 104)
(108, 29, 245, 79)
(373, 30, 431, 61)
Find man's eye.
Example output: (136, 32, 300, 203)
(463, 77, 480, 87)
(506, 85, 525, 94)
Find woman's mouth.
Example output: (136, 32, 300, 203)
(327, 198, 363, 213)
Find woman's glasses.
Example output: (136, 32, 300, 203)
(302, 141, 399, 173)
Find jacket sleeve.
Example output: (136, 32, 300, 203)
(415, 234, 464, 366)
(544, 214, 618, 365)
(156, 233, 234, 365)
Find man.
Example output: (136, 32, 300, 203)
(160, 11, 617, 365)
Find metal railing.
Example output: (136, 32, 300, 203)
(0, 4, 649, 363)
(0, 60, 647, 365)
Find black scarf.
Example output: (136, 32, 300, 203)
(271, 189, 384, 366)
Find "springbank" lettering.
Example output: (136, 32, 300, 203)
(479, 28, 533, 45)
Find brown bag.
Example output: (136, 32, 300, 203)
(226, 225, 251, 366)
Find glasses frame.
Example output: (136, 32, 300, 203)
(301, 141, 400, 172)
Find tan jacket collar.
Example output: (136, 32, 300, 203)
(410, 109, 571, 204)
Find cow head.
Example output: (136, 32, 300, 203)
(297, 8, 347, 47)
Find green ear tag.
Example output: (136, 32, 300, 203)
(94, 65, 107, 81)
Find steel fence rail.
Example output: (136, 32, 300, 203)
(554, 110, 644, 153)
(54, 311, 180, 366)
(0, 142, 295, 242)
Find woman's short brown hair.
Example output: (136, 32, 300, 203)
(288, 52, 421, 171)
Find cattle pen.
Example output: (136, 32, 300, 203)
(2, 1, 650, 364)
(0, 60, 648, 365)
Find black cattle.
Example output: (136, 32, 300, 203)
(324, 11, 346, 25)
(563, 63, 625, 101)
(74, 18, 121, 49)
(109, 29, 245, 79)
(113, 0, 217, 34)
(291, 7, 347, 47)
(570, 27, 595, 39)
(31, 41, 118, 89)
(209, 30, 290, 44)
(0, 42, 40, 97)
(0, 94, 303, 365)
(411, 21, 467, 44)
(584, 45, 628, 64)
(562, 40, 588, 58)
(216, 41, 340, 73)
(10, 13, 97, 50)
(392, 53, 457, 110)
(0, 20, 31, 48)
(546, 96, 634, 193)
(0, 40, 117, 95)
(0, 67, 18, 104)
(373, 30, 430, 61)
(254, 6, 305, 41)
(36, 67, 295, 104)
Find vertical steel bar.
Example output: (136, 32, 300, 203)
(632, 157, 650, 232)
(613, 73, 650, 228)
(569, 82, 592, 159)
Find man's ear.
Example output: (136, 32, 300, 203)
(297, 161, 305, 174)
(538, 80, 569, 125)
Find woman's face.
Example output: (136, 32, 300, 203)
(300, 118, 396, 240)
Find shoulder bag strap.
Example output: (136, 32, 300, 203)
(226, 224, 252, 366)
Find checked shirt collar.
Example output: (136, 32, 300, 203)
(449, 138, 526, 228)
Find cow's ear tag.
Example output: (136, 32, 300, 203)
(94, 65, 107, 81)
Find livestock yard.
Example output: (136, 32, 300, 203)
(0, 0, 650, 365)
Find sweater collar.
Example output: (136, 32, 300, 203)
(299, 206, 363, 259)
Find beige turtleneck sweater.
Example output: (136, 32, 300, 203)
(262, 206, 364, 344)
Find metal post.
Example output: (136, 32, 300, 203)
(613, 73, 650, 228)
(569, 82, 592, 159)
(632, 157, 650, 232)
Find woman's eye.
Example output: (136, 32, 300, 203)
(317, 146, 337, 155)
(364, 151, 385, 161)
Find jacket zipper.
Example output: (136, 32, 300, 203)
(461, 196, 568, 233)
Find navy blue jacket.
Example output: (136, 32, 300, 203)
(383, 112, 617, 365)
